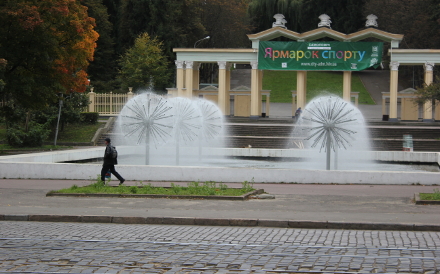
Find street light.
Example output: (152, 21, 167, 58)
(194, 36, 210, 48)
(54, 93, 63, 146)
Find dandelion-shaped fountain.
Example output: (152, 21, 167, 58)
(195, 98, 224, 160)
(169, 97, 202, 165)
(118, 93, 174, 165)
(296, 96, 370, 170)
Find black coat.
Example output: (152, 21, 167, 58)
(103, 144, 117, 165)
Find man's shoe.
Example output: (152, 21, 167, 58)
(119, 179, 125, 185)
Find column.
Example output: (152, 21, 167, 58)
(250, 61, 260, 119)
(175, 60, 185, 97)
(185, 61, 194, 98)
(258, 70, 263, 114)
(266, 95, 270, 117)
(88, 89, 95, 112)
(217, 61, 228, 115)
(389, 61, 399, 122)
(193, 62, 201, 95)
(225, 63, 232, 115)
(296, 71, 307, 109)
(423, 62, 435, 122)
(343, 71, 352, 102)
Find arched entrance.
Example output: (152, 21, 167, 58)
(170, 14, 440, 122)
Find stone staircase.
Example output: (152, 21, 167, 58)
(99, 117, 440, 152)
(223, 118, 440, 152)
(367, 123, 440, 152)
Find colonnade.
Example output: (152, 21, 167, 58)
(174, 60, 358, 118)
(388, 61, 434, 122)
(174, 60, 264, 118)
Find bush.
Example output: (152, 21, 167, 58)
(6, 122, 50, 147)
(80, 112, 99, 124)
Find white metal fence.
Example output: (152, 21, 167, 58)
(87, 91, 136, 116)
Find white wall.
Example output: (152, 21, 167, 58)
(0, 148, 439, 185)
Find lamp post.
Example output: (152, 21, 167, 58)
(194, 36, 210, 48)
(54, 93, 63, 146)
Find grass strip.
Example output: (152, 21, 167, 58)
(49, 181, 255, 197)
(419, 189, 440, 200)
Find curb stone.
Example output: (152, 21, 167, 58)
(1, 214, 439, 231)
(46, 189, 265, 201)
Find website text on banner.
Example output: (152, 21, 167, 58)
(258, 41, 383, 71)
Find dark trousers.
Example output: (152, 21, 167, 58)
(101, 164, 124, 182)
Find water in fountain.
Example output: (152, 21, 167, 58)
(289, 95, 374, 170)
(117, 92, 174, 164)
(168, 97, 203, 166)
(110, 93, 436, 172)
(114, 92, 225, 166)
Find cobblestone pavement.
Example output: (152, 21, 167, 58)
(0, 221, 439, 273)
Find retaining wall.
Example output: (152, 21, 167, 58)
(0, 148, 439, 185)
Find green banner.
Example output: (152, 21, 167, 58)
(258, 41, 383, 71)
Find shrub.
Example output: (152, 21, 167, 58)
(6, 122, 50, 147)
(80, 112, 99, 124)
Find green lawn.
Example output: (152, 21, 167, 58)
(0, 122, 103, 147)
(263, 70, 375, 104)
(49, 123, 104, 143)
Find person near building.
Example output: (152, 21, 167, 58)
(295, 107, 302, 121)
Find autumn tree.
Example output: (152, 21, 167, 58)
(0, 0, 98, 146)
(118, 32, 170, 92)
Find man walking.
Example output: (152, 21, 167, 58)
(101, 137, 125, 185)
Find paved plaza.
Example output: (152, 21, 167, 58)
(1, 221, 439, 273)
(0, 179, 440, 273)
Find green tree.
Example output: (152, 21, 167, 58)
(81, 0, 118, 88)
(248, 0, 304, 32)
(118, 0, 205, 55)
(248, 0, 365, 33)
(364, 0, 440, 49)
(118, 32, 170, 92)
(364, 0, 440, 86)
(414, 77, 440, 104)
(201, 0, 252, 48)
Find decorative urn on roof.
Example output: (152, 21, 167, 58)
(272, 14, 287, 29)
(318, 14, 332, 28)
(365, 14, 378, 28)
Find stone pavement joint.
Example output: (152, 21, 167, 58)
(1, 214, 440, 231)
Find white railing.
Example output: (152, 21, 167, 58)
(87, 91, 172, 115)
(87, 91, 136, 116)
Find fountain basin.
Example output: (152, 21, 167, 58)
(0, 147, 439, 185)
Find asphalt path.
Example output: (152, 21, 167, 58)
(1, 179, 439, 228)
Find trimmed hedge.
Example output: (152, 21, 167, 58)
(80, 112, 99, 124)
